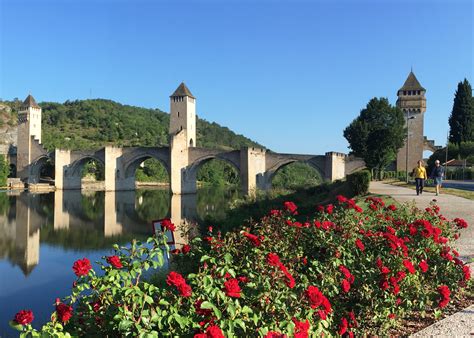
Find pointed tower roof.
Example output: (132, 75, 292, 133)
(22, 94, 40, 109)
(399, 71, 426, 92)
(170, 82, 195, 99)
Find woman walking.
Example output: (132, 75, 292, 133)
(412, 160, 427, 195)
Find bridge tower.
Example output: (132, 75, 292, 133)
(169, 82, 196, 148)
(169, 83, 196, 194)
(396, 71, 426, 172)
(16, 94, 43, 181)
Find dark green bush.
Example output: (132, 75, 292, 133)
(347, 170, 371, 196)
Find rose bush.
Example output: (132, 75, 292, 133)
(11, 196, 472, 337)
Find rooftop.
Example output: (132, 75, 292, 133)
(22, 94, 40, 109)
(398, 71, 426, 92)
(170, 82, 195, 99)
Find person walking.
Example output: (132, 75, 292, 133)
(412, 160, 427, 195)
(431, 159, 445, 196)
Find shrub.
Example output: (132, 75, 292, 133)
(11, 197, 471, 337)
(347, 170, 371, 195)
(0, 155, 9, 187)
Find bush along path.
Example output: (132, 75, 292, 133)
(10, 196, 472, 337)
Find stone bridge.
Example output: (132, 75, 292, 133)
(14, 85, 366, 195)
(24, 144, 364, 195)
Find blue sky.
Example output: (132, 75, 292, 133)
(0, 0, 472, 155)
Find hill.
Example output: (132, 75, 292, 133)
(0, 98, 321, 188)
(1, 98, 263, 151)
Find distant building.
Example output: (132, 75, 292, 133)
(395, 71, 439, 172)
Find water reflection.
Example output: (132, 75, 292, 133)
(0, 187, 239, 335)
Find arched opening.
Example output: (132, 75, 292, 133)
(135, 158, 170, 186)
(196, 158, 241, 188)
(272, 162, 323, 190)
(65, 156, 105, 190)
(189, 138, 194, 147)
(29, 157, 54, 185)
(80, 159, 105, 188)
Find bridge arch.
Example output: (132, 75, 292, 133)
(29, 155, 54, 184)
(124, 154, 171, 181)
(265, 158, 325, 190)
(183, 154, 241, 193)
(66, 156, 105, 179)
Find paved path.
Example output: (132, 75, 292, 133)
(410, 305, 474, 337)
(370, 182, 474, 337)
(370, 181, 474, 262)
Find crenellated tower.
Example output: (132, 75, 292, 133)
(396, 71, 426, 172)
(16, 94, 42, 180)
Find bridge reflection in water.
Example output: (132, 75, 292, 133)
(0, 188, 238, 277)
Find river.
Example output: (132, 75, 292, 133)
(0, 187, 240, 336)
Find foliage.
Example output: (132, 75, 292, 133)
(197, 159, 240, 187)
(135, 159, 169, 183)
(427, 141, 474, 172)
(272, 162, 322, 190)
(449, 79, 474, 145)
(12, 197, 471, 336)
(0, 155, 10, 187)
(347, 170, 371, 195)
(343, 98, 405, 178)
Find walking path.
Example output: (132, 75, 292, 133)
(370, 181, 474, 262)
(370, 182, 474, 337)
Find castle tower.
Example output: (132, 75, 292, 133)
(16, 94, 42, 180)
(169, 82, 196, 148)
(396, 71, 426, 172)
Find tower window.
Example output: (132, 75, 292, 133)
(404, 91, 407, 95)
(178, 111, 180, 117)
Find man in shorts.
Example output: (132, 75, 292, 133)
(431, 160, 445, 196)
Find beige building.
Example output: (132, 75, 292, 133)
(396, 71, 427, 172)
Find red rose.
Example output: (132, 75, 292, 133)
(72, 258, 92, 277)
(454, 218, 468, 229)
(341, 279, 351, 293)
(161, 219, 176, 231)
(177, 282, 192, 297)
(166, 271, 186, 287)
(387, 204, 397, 211)
(182, 244, 191, 254)
(326, 204, 334, 214)
(56, 302, 73, 323)
(206, 325, 225, 338)
(106, 255, 123, 269)
(355, 239, 365, 252)
(336, 195, 347, 203)
(338, 317, 348, 335)
(224, 278, 241, 298)
(293, 318, 310, 338)
(419, 260, 429, 273)
(438, 285, 451, 308)
(463, 265, 471, 281)
(403, 260, 416, 274)
(305, 286, 332, 316)
(283, 201, 298, 215)
(267, 253, 281, 267)
(243, 232, 262, 246)
(13, 309, 34, 325)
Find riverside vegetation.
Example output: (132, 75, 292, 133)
(10, 173, 472, 337)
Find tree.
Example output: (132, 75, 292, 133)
(344, 98, 405, 178)
(0, 155, 9, 187)
(449, 79, 474, 144)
